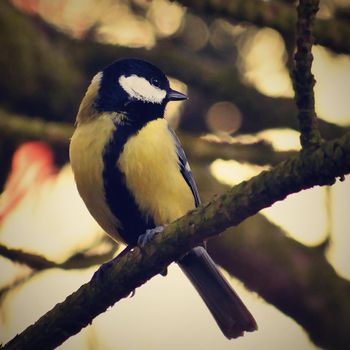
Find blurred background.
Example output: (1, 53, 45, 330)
(0, 0, 349, 349)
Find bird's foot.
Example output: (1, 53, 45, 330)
(137, 226, 168, 276)
(137, 226, 164, 248)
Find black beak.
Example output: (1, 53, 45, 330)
(167, 89, 187, 101)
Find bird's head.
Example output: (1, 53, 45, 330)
(76, 58, 187, 125)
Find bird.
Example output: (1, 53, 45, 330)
(69, 58, 257, 339)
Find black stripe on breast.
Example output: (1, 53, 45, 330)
(102, 120, 155, 246)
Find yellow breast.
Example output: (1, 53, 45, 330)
(118, 118, 195, 225)
(69, 114, 123, 242)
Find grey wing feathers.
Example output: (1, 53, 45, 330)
(168, 126, 201, 207)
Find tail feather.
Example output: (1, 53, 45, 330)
(178, 246, 257, 339)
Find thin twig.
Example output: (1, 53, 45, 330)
(0, 244, 56, 270)
(293, 0, 322, 148)
(0, 242, 117, 271)
(0, 109, 72, 146)
(0, 272, 35, 302)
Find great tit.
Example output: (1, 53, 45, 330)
(69, 58, 257, 339)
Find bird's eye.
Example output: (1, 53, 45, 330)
(151, 77, 161, 87)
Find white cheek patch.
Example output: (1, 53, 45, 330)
(119, 75, 166, 104)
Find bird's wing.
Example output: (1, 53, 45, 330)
(168, 126, 201, 207)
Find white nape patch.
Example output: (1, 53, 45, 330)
(119, 75, 166, 104)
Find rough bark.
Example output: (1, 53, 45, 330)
(293, 0, 322, 148)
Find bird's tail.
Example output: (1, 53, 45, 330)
(178, 246, 257, 339)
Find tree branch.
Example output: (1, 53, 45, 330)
(0, 273, 35, 302)
(0, 109, 297, 166)
(175, 0, 350, 54)
(293, 0, 322, 148)
(0, 109, 72, 146)
(0, 242, 117, 271)
(3, 132, 350, 350)
(0, 244, 56, 270)
(181, 134, 296, 166)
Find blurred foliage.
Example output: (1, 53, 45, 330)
(0, 0, 347, 188)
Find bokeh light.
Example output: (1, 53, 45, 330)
(95, 2, 155, 48)
(262, 187, 329, 246)
(147, 0, 185, 37)
(257, 129, 301, 151)
(206, 101, 242, 135)
(178, 14, 209, 51)
(210, 159, 269, 186)
(326, 175, 350, 279)
(0, 161, 103, 262)
(313, 46, 350, 125)
(209, 20, 247, 53)
(237, 28, 294, 98)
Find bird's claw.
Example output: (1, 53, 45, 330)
(137, 225, 164, 248)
